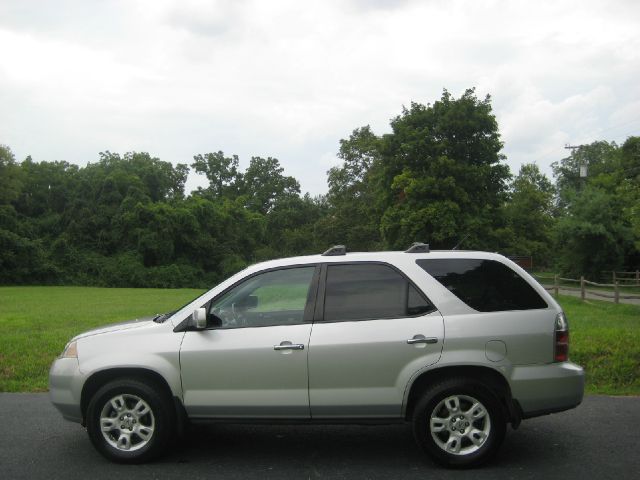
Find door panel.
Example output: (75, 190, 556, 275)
(309, 312, 443, 418)
(180, 324, 312, 418)
(179, 265, 318, 419)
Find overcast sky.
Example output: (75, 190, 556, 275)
(1, 0, 639, 195)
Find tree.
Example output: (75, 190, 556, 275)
(552, 141, 619, 209)
(617, 137, 640, 261)
(322, 126, 383, 251)
(552, 138, 639, 274)
(191, 151, 242, 199)
(378, 89, 510, 250)
(241, 156, 300, 214)
(500, 163, 555, 264)
(262, 194, 327, 258)
(0, 145, 22, 204)
(554, 186, 631, 278)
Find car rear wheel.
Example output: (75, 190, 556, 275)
(412, 378, 506, 468)
(86, 378, 174, 463)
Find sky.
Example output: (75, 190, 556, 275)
(1, 0, 639, 196)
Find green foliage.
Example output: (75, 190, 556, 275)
(321, 91, 512, 252)
(554, 187, 630, 278)
(552, 137, 639, 277)
(498, 163, 555, 264)
(0, 93, 637, 287)
(242, 156, 301, 214)
(191, 151, 241, 199)
(0, 146, 268, 288)
(323, 126, 383, 250)
(0, 145, 23, 204)
(350, 90, 509, 248)
(378, 89, 510, 250)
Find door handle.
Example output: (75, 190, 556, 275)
(407, 335, 438, 345)
(274, 341, 305, 351)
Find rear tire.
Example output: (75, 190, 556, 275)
(86, 378, 175, 463)
(412, 378, 506, 468)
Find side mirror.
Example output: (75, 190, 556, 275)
(191, 308, 208, 330)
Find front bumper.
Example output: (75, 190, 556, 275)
(509, 361, 585, 417)
(49, 357, 85, 423)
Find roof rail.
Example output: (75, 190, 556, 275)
(405, 242, 430, 253)
(322, 245, 347, 256)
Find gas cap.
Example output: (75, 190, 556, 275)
(485, 340, 507, 362)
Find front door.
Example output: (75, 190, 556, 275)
(180, 265, 318, 419)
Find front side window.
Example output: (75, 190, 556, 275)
(416, 258, 548, 312)
(324, 263, 434, 322)
(208, 266, 316, 328)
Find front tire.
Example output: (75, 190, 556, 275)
(412, 378, 506, 468)
(86, 378, 175, 463)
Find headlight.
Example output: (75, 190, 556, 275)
(60, 341, 78, 358)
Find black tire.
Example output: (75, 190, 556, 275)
(86, 378, 175, 463)
(412, 378, 506, 468)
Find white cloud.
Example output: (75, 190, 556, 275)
(0, 0, 638, 194)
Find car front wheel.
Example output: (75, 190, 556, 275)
(412, 378, 506, 468)
(86, 378, 174, 463)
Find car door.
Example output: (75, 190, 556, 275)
(180, 265, 319, 419)
(308, 262, 444, 419)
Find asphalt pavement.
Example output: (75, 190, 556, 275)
(0, 393, 638, 479)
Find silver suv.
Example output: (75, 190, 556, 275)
(49, 245, 584, 468)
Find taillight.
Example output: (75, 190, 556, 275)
(554, 312, 569, 362)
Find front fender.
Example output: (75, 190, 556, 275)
(77, 322, 184, 398)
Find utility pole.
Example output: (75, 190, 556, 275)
(565, 144, 588, 177)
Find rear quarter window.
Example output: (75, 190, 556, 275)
(416, 258, 548, 312)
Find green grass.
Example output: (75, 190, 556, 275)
(0, 287, 638, 395)
(0, 286, 204, 392)
(561, 295, 640, 395)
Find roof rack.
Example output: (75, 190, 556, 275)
(405, 242, 430, 253)
(322, 245, 347, 256)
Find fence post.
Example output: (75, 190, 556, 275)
(612, 271, 616, 285)
(614, 281, 619, 304)
(636, 270, 639, 286)
(580, 276, 585, 301)
(554, 274, 559, 297)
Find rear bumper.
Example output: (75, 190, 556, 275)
(509, 361, 584, 417)
(49, 357, 85, 423)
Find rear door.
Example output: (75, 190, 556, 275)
(308, 262, 444, 419)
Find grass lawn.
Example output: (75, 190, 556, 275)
(561, 295, 640, 395)
(0, 286, 204, 392)
(0, 287, 638, 394)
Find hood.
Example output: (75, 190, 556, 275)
(72, 316, 156, 340)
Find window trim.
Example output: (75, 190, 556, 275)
(315, 261, 437, 324)
(201, 264, 321, 330)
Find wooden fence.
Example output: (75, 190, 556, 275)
(607, 270, 640, 286)
(532, 273, 640, 303)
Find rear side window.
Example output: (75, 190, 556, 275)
(324, 263, 434, 321)
(416, 259, 547, 312)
